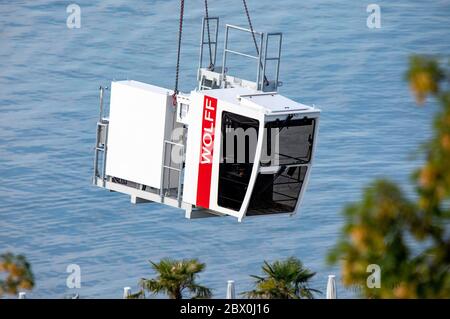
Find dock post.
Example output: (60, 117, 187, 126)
(226, 280, 235, 299)
(326, 275, 337, 299)
(123, 287, 132, 299)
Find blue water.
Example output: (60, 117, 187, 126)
(1, 0, 449, 298)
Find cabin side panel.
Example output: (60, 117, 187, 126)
(182, 91, 204, 206)
(105, 81, 172, 188)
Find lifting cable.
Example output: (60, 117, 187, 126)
(242, 0, 259, 59)
(173, 0, 268, 102)
(173, 0, 185, 105)
(242, 0, 269, 86)
(204, 0, 214, 70)
(168, 0, 185, 194)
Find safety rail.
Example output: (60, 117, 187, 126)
(198, 17, 220, 90)
(160, 140, 185, 207)
(262, 32, 282, 91)
(198, 17, 219, 73)
(197, 20, 283, 92)
(222, 24, 264, 90)
(93, 86, 109, 187)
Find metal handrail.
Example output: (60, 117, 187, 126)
(164, 140, 184, 147)
(198, 16, 219, 85)
(98, 86, 108, 121)
(160, 140, 185, 207)
(262, 32, 282, 90)
(226, 24, 263, 35)
(224, 49, 259, 60)
(222, 24, 264, 89)
(93, 87, 110, 187)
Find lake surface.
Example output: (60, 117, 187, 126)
(1, 0, 449, 298)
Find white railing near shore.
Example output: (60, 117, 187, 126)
(226, 280, 236, 299)
(17, 275, 338, 299)
(123, 287, 132, 299)
(326, 275, 337, 299)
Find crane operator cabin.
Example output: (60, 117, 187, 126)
(92, 14, 321, 222)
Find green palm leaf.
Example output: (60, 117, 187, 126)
(140, 258, 212, 299)
(243, 257, 320, 299)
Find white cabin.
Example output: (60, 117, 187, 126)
(93, 19, 320, 222)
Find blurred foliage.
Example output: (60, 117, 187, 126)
(406, 56, 445, 105)
(0, 252, 34, 297)
(127, 289, 146, 299)
(244, 257, 320, 299)
(139, 258, 212, 299)
(328, 55, 450, 298)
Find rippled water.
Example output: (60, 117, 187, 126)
(1, 0, 449, 298)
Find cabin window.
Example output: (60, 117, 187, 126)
(246, 116, 315, 215)
(218, 112, 259, 211)
(247, 166, 308, 215)
(263, 117, 316, 166)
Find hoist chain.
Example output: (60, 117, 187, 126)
(174, 0, 269, 101)
(242, 0, 259, 56)
(173, 0, 185, 105)
(242, 0, 269, 86)
(204, 0, 214, 70)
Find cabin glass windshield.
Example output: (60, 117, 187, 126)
(263, 117, 315, 166)
(247, 166, 308, 215)
(218, 112, 259, 211)
(246, 116, 315, 215)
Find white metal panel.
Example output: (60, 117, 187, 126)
(182, 89, 265, 220)
(182, 91, 204, 205)
(240, 93, 312, 113)
(105, 80, 173, 188)
(199, 87, 316, 114)
(208, 98, 265, 221)
(199, 87, 259, 109)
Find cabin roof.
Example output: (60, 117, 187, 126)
(197, 87, 318, 115)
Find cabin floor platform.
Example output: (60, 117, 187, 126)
(93, 177, 224, 219)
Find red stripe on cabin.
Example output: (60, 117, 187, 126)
(196, 95, 218, 209)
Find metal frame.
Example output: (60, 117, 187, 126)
(160, 140, 185, 207)
(93, 86, 109, 187)
(197, 21, 283, 92)
(222, 24, 264, 90)
(93, 122, 108, 185)
(93, 177, 192, 210)
(262, 32, 282, 91)
(198, 17, 219, 80)
(220, 25, 283, 92)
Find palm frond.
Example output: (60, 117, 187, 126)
(140, 258, 211, 299)
(245, 257, 319, 299)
